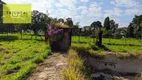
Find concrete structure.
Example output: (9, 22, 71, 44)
(49, 28, 71, 52)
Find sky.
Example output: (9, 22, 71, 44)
(4, 0, 142, 27)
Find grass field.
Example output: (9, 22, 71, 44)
(1, 34, 142, 80)
(72, 36, 142, 58)
(0, 34, 51, 80)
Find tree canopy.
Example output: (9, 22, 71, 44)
(104, 17, 110, 30)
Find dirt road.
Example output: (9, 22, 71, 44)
(27, 52, 68, 80)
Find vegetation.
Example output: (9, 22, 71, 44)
(0, 34, 51, 80)
(127, 15, 142, 38)
(104, 17, 110, 30)
(72, 36, 142, 58)
(61, 49, 87, 80)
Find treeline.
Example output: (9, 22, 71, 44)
(127, 15, 142, 38)
(79, 15, 142, 39)
(0, 10, 79, 35)
(77, 17, 119, 39)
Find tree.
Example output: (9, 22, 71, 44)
(114, 27, 128, 39)
(110, 20, 118, 33)
(91, 21, 103, 46)
(71, 22, 80, 36)
(32, 10, 50, 35)
(58, 18, 64, 24)
(104, 17, 110, 30)
(127, 23, 134, 38)
(65, 18, 73, 28)
(73, 22, 79, 28)
(132, 15, 142, 26)
(127, 15, 142, 38)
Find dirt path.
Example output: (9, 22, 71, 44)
(27, 52, 68, 80)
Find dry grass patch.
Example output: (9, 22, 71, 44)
(61, 49, 87, 80)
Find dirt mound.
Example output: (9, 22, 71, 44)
(27, 52, 68, 80)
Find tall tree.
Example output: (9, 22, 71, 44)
(132, 15, 142, 26)
(104, 17, 110, 30)
(127, 23, 134, 38)
(128, 15, 142, 38)
(73, 22, 79, 28)
(110, 19, 118, 33)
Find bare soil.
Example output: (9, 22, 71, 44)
(27, 52, 68, 80)
(0, 47, 5, 52)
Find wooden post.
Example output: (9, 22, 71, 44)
(20, 29, 22, 39)
(69, 28, 72, 46)
(79, 28, 81, 43)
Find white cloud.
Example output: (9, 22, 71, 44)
(104, 8, 123, 17)
(110, 0, 139, 8)
(78, 6, 87, 10)
(55, 3, 63, 7)
(4, 0, 55, 13)
(88, 7, 101, 13)
(90, 2, 99, 7)
(58, 0, 77, 9)
(80, 0, 89, 3)
(104, 10, 113, 18)
(125, 8, 141, 15)
(58, 8, 73, 17)
(113, 8, 123, 16)
(88, 7, 102, 17)
(76, 1, 103, 26)
(87, 1, 103, 17)
(81, 10, 88, 15)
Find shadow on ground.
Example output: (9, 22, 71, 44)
(0, 36, 18, 41)
(105, 43, 141, 47)
(91, 44, 111, 51)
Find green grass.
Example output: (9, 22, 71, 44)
(72, 36, 142, 58)
(103, 38, 142, 53)
(0, 33, 51, 80)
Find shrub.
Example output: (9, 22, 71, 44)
(61, 49, 87, 80)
